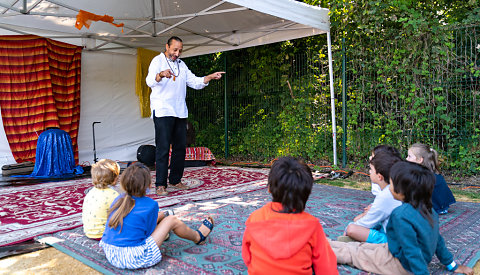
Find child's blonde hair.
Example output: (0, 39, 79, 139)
(409, 143, 439, 173)
(91, 159, 120, 188)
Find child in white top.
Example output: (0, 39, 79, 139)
(330, 161, 473, 275)
(369, 145, 402, 196)
(340, 152, 402, 243)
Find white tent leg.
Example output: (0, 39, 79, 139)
(327, 31, 337, 166)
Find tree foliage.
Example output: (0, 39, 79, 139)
(186, 0, 480, 173)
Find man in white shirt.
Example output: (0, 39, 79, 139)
(146, 36, 224, 196)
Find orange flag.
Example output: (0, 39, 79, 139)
(75, 10, 124, 32)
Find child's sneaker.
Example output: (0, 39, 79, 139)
(337, 236, 355, 242)
(438, 209, 448, 215)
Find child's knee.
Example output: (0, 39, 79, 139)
(157, 215, 178, 227)
(164, 215, 179, 223)
(346, 224, 355, 236)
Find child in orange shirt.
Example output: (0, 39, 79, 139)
(242, 157, 338, 275)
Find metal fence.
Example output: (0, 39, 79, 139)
(186, 51, 334, 162)
(186, 25, 479, 172)
(344, 25, 479, 172)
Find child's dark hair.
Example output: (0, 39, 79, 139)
(372, 145, 402, 159)
(370, 151, 402, 182)
(268, 157, 313, 213)
(390, 161, 435, 226)
(108, 162, 151, 231)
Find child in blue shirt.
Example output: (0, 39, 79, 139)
(330, 161, 473, 275)
(406, 143, 456, 214)
(100, 162, 214, 269)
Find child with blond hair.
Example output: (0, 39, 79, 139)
(406, 143, 456, 214)
(82, 159, 120, 240)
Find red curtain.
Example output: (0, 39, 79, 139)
(0, 35, 82, 163)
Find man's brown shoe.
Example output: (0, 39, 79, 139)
(170, 182, 190, 190)
(156, 186, 168, 196)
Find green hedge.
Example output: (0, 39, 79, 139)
(185, 0, 480, 174)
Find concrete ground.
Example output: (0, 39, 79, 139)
(0, 247, 99, 275)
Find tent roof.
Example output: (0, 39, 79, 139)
(0, 0, 329, 56)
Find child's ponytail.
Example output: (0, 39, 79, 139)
(108, 194, 135, 231)
(107, 162, 151, 231)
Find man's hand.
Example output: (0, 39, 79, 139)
(156, 69, 173, 82)
(204, 71, 225, 84)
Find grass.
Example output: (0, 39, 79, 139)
(315, 178, 480, 203)
(315, 179, 371, 192)
(450, 188, 480, 203)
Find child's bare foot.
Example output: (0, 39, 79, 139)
(455, 264, 473, 275)
(195, 216, 214, 245)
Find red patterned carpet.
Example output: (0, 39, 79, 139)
(0, 166, 269, 246)
(36, 184, 480, 274)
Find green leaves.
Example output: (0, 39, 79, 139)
(184, 0, 479, 173)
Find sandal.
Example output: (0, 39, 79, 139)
(163, 209, 174, 217)
(156, 186, 168, 196)
(195, 216, 214, 245)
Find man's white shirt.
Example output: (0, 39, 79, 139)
(146, 52, 207, 118)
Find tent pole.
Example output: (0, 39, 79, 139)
(342, 36, 347, 168)
(224, 52, 229, 158)
(151, 0, 157, 36)
(22, 0, 26, 14)
(327, 31, 337, 166)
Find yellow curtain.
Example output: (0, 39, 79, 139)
(136, 48, 160, 117)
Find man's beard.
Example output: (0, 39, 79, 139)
(167, 53, 178, 61)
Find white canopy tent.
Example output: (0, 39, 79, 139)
(0, 0, 337, 171)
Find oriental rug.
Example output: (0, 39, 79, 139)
(36, 184, 480, 274)
(0, 166, 269, 247)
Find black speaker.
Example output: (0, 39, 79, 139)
(137, 145, 156, 167)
